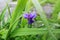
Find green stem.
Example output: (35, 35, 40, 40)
(28, 24, 32, 28)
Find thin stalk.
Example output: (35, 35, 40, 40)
(28, 24, 32, 28)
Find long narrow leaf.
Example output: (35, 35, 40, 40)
(11, 28, 60, 37)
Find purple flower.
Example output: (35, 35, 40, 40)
(23, 11, 36, 24)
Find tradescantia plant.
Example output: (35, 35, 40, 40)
(0, 0, 60, 40)
(23, 11, 36, 24)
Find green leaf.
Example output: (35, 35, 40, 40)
(0, 6, 7, 21)
(32, 0, 49, 27)
(32, 0, 57, 40)
(25, 0, 32, 12)
(10, 0, 28, 32)
(0, 6, 7, 29)
(57, 12, 60, 20)
(7, 3, 11, 17)
(11, 28, 60, 37)
(0, 29, 8, 39)
(5, 0, 28, 40)
(52, 0, 60, 22)
(21, 17, 28, 28)
(47, 0, 56, 3)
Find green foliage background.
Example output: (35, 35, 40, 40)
(0, 0, 60, 40)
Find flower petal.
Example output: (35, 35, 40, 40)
(23, 13, 28, 18)
(30, 11, 36, 18)
(28, 18, 34, 24)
